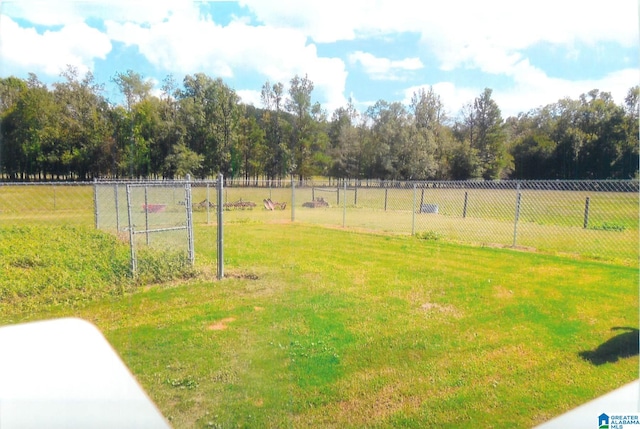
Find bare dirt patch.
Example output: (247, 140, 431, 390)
(227, 271, 259, 280)
(254, 306, 264, 311)
(420, 302, 461, 318)
(208, 317, 236, 330)
(494, 285, 514, 299)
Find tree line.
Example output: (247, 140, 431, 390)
(1, 66, 638, 182)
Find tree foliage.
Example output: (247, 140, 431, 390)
(1, 69, 637, 181)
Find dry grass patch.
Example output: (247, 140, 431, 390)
(420, 302, 462, 318)
(493, 285, 515, 299)
(336, 382, 424, 425)
(207, 317, 236, 330)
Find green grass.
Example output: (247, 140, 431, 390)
(0, 222, 637, 428)
(0, 225, 197, 315)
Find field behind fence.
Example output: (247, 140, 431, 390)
(221, 180, 638, 264)
(0, 180, 637, 264)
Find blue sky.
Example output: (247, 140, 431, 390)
(1, 0, 638, 118)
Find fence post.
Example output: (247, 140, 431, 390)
(205, 182, 211, 225)
(384, 188, 388, 211)
(463, 191, 468, 218)
(583, 197, 590, 229)
(312, 186, 315, 201)
(512, 183, 521, 247)
(343, 181, 347, 227)
(185, 175, 195, 266)
(206, 183, 210, 225)
(217, 173, 224, 279)
(144, 185, 150, 245)
(291, 175, 296, 222)
(354, 186, 358, 205)
(412, 184, 416, 235)
(114, 184, 121, 232)
(337, 183, 340, 205)
(125, 184, 137, 277)
(93, 179, 99, 229)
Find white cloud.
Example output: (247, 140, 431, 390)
(237, 89, 261, 106)
(0, 0, 197, 26)
(402, 82, 478, 119)
(240, 0, 638, 45)
(404, 65, 640, 120)
(237, 0, 639, 116)
(105, 9, 349, 112)
(349, 51, 423, 80)
(238, 0, 364, 43)
(0, 15, 111, 76)
(241, 0, 638, 74)
(494, 67, 640, 118)
(420, 0, 638, 75)
(0, 0, 85, 26)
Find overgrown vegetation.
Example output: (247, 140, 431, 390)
(589, 221, 627, 232)
(415, 230, 442, 241)
(0, 225, 197, 314)
(0, 223, 636, 428)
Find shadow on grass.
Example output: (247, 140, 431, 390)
(579, 327, 639, 366)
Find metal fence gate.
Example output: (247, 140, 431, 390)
(94, 176, 224, 279)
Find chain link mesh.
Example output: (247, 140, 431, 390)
(0, 183, 94, 226)
(1, 180, 637, 264)
(1, 180, 220, 276)
(214, 179, 638, 264)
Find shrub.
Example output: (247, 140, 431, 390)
(590, 222, 626, 232)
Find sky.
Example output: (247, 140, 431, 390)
(0, 0, 638, 119)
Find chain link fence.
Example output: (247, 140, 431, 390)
(94, 180, 198, 276)
(220, 179, 638, 264)
(1, 178, 223, 278)
(1, 179, 637, 265)
(0, 182, 95, 226)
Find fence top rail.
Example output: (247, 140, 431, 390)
(1, 179, 636, 191)
(304, 180, 638, 192)
(409, 180, 639, 192)
(0, 181, 96, 186)
(0, 180, 213, 186)
(94, 179, 219, 185)
(123, 181, 203, 187)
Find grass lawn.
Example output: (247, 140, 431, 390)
(0, 222, 637, 428)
